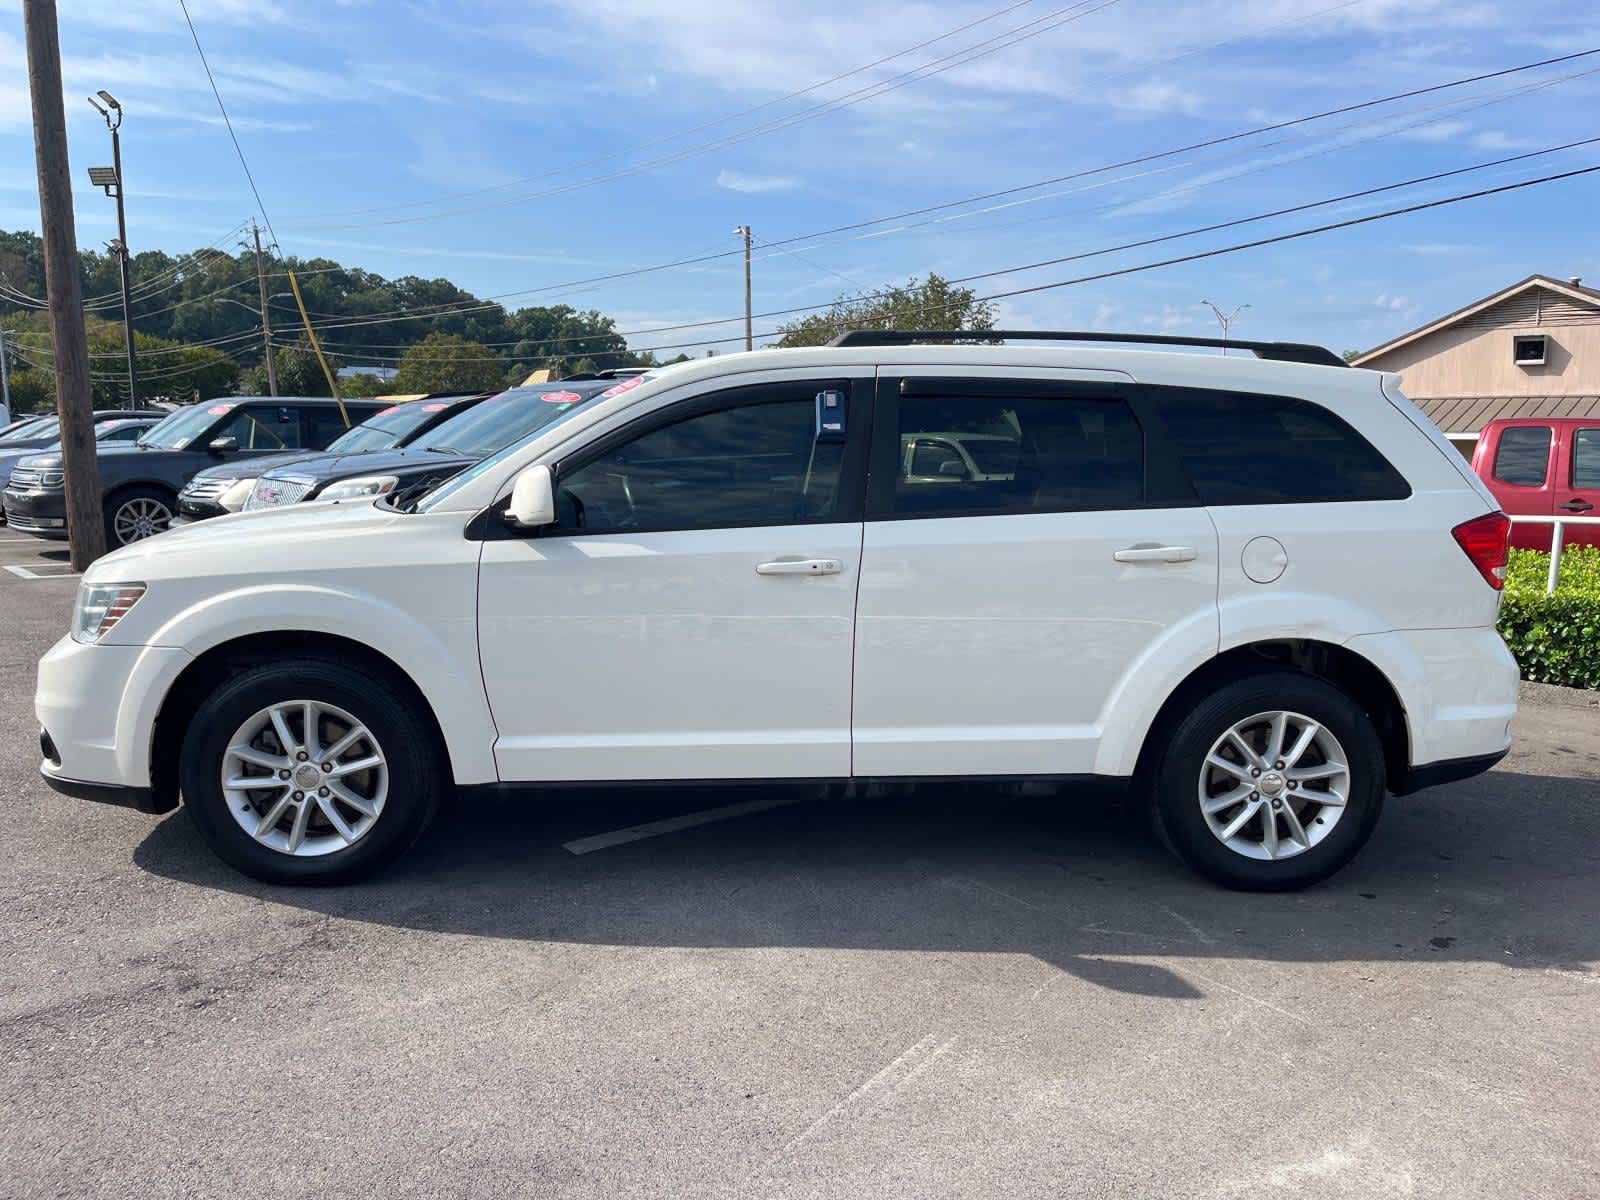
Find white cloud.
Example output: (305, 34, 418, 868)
(715, 169, 801, 194)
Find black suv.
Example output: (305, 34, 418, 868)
(235, 380, 616, 517)
(2, 397, 385, 546)
(174, 393, 490, 523)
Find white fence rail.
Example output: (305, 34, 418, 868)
(1506, 514, 1600, 594)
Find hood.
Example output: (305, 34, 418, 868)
(87, 493, 414, 586)
(261, 445, 475, 484)
(187, 449, 332, 484)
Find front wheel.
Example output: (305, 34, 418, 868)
(104, 486, 175, 546)
(180, 659, 445, 884)
(1149, 671, 1386, 891)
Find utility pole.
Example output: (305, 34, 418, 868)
(733, 225, 752, 351)
(1200, 299, 1250, 355)
(0, 325, 12, 417)
(87, 90, 137, 408)
(24, 0, 106, 566)
(249, 222, 278, 396)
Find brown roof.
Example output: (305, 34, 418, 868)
(1417, 394, 1600, 434)
(1353, 274, 1600, 366)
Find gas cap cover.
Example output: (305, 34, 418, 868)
(1242, 535, 1288, 584)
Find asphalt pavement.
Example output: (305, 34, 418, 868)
(1, 532, 1597, 1199)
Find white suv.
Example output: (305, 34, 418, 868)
(35, 332, 1519, 890)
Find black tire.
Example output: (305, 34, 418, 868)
(180, 658, 445, 885)
(103, 485, 176, 547)
(1149, 671, 1385, 891)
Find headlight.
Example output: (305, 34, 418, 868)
(72, 582, 146, 645)
(321, 474, 400, 502)
(217, 478, 257, 512)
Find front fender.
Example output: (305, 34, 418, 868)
(136, 581, 498, 785)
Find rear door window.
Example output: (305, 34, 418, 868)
(1570, 428, 1600, 489)
(874, 382, 1144, 518)
(1151, 388, 1410, 504)
(213, 405, 304, 451)
(1493, 426, 1554, 487)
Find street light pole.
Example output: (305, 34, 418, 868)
(87, 90, 137, 408)
(1200, 299, 1250, 355)
(733, 225, 752, 351)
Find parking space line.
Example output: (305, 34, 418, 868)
(562, 794, 806, 855)
(3, 564, 79, 580)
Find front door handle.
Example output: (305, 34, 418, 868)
(756, 558, 842, 576)
(1113, 544, 1198, 564)
(1559, 498, 1595, 512)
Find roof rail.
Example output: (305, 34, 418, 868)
(825, 328, 1347, 368)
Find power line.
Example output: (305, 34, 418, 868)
(271, 149, 1600, 362)
(288, 0, 1129, 231)
(177, 0, 279, 249)
(262, 48, 1600, 334)
(291, 0, 1047, 222)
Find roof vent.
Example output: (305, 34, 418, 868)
(1570, 276, 1583, 287)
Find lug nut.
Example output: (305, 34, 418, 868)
(322, 763, 333, 773)
(1274, 760, 1285, 770)
(1288, 780, 1299, 790)
(278, 769, 290, 780)
(1271, 798, 1283, 809)
(1250, 791, 1259, 801)
(318, 787, 329, 797)
(292, 791, 304, 802)
(1251, 767, 1261, 777)
(296, 751, 309, 762)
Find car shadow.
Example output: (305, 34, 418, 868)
(132, 768, 1600, 999)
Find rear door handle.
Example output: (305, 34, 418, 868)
(1114, 544, 1197, 564)
(756, 558, 842, 576)
(1559, 499, 1595, 512)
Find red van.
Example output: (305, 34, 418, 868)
(1471, 418, 1600, 550)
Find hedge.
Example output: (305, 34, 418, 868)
(1498, 546, 1600, 690)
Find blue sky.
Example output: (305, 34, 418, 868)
(1, 0, 1597, 359)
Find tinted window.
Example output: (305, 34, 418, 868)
(416, 386, 603, 459)
(888, 390, 1142, 517)
(1571, 429, 1600, 490)
(135, 405, 220, 449)
(97, 423, 147, 443)
(1492, 426, 1552, 487)
(304, 405, 364, 448)
(214, 405, 303, 450)
(1154, 389, 1409, 504)
(557, 395, 844, 532)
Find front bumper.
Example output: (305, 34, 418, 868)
(174, 497, 226, 523)
(3, 485, 68, 538)
(36, 635, 193, 801)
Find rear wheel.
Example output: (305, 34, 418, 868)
(180, 659, 445, 885)
(104, 486, 175, 546)
(1149, 671, 1385, 890)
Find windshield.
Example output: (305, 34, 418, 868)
(413, 386, 602, 460)
(136, 404, 224, 449)
(327, 403, 447, 453)
(0, 417, 55, 446)
(413, 382, 623, 513)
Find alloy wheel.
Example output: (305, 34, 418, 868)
(112, 497, 172, 544)
(1197, 709, 1350, 861)
(220, 700, 389, 857)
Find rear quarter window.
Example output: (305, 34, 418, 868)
(1151, 387, 1410, 505)
(1492, 426, 1553, 487)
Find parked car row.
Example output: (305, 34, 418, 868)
(33, 334, 1518, 895)
(2, 375, 639, 547)
(0, 410, 167, 522)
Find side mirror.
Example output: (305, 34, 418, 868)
(208, 436, 239, 454)
(505, 464, 555, 528)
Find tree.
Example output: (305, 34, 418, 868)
(242, 341, 334, 396)
(339, 373, 392, 397)
(6, 312, 238, 405)
(773, 273, 997, 347)
(5, 370, 53, 414)
(392, 332, 507, 393)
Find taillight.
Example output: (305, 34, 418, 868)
(1452, 512, 1511, 590)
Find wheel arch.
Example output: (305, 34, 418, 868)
(149, 630, 457, 811)
(1131, 639, 1411, 792)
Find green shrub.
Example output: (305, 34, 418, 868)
(1499, 547, 1600, 689)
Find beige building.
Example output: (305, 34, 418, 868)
(1352, 274, 1600, 445)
